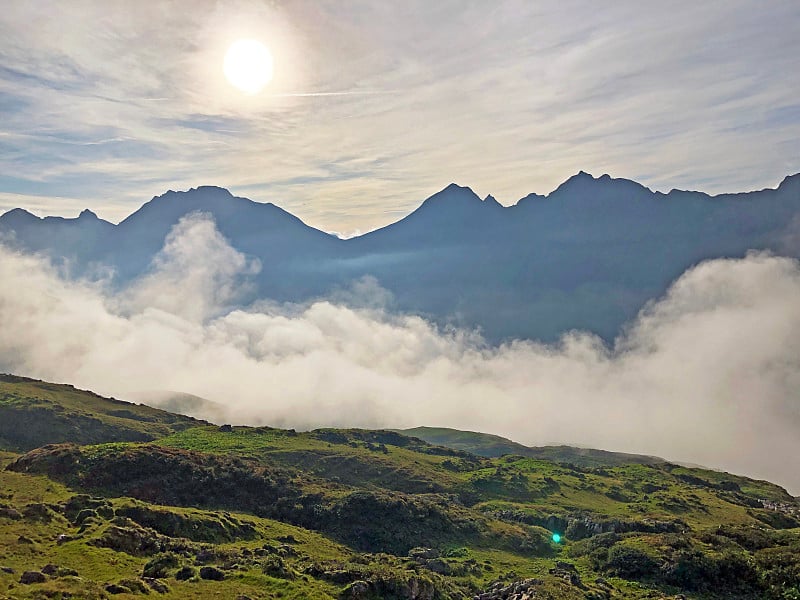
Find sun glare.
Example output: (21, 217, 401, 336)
(223, 39, 273, 94)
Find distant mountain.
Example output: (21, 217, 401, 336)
(2, 174, 799, 341)
(398, 426, 664, 467)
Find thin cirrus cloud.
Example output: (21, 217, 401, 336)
(0, 1, 799, 233)
(0, 214, 799, 494)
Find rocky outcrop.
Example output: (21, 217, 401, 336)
(473, 578, 543, 600)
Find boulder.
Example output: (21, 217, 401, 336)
(19, 571, 47, 584)
(199, 565, 225, 581)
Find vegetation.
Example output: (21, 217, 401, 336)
(1, 376, 799, 599)
(398, 426, 664, 467)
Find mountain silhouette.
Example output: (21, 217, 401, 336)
(2, 173, 799, 341)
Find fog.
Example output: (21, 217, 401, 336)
(1, 214, 798, 494)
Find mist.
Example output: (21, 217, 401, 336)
(1, 213, 799, 494)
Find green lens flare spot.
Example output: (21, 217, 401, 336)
(552, 533, 561, 543)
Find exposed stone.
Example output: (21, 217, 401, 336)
(174, 566, 197, 581)
(22, 503, 55, 522)
(408, 547, 439, 560)
(340, 580, 370, 599)
(19, 571, 47, 584)
(118, 578, 151, 594)
(199, 565, 225, 581)
(423, 558, 451, 575)
(74, 508, 98, 524)
(473, 578, 543, 600)
(0, 505, 22, 520)
(143, 578, 170, 594)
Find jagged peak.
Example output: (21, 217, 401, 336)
(421, 183, 482, 206)
(779, 172, 800, 189)
(549, 171, 652, 197)
(483, 194, 503, 208)
(78, 208, 98, 220)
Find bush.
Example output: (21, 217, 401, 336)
(174, 565, 197, 581)
(602, 545, 659, 580)
(143, 552, 180, 578)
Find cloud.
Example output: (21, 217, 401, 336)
(1, 1, 799, 231)
(0, 215, 799, 494)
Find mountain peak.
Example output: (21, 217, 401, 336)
(779, 172, 800, 190)
(550, 171, 652, 198)
(78, 208, 98, 220)
(419, 183, 482, 207)
(0, 207, 39, 225)
(483, 194, 502, 208)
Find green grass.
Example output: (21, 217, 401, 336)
(2, 378, 800, 599)
(398, 426, 664, 466)
(0, 375, 202, 452)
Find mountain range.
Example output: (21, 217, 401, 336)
(2, 172, 799, 341)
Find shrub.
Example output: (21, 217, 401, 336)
(143, 552, 180, 578)
(602, 545, 659, 580)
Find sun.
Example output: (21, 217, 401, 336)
(223, 39, 274, 95)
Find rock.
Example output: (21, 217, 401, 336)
(262, 555, 294, 579)
(19, 571, 47, 584)
(22, 503, 55, 522)
(199, 565, 225, 581)
(105, 583, 132, 594)
(424, 558, 452, 575)
(56, 533, 75, 545)
(218, 424, 233, 432)
(473, 578, 543, 600)
(1, 566, 15, 574)
(118, 578, 150, 594)
(74, 508, 98, 524)
(408, 547, 439, 560)
(92, 524, 161, 555)
(143, 578, 170, 594)
(40, 564, 59, 575)
(17, 535, 35, 544)
(56, 567, 80, 577)
(0, 506, 22, 520)
(174, 566, 197, 580)
(340, 580, 370, 599)
(143, 553, 180, 578)
(555, 561, 577, 573)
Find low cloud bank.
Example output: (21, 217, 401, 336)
(1, 214, 799, 493)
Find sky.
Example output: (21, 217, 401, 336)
(1, 0, 799, 235)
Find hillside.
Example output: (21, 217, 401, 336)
(0, 375, 203, 451)
(0, 378, 799, 599)
(398, 427, 664, 467)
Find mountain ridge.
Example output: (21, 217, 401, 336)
(2, 171, 799, 342)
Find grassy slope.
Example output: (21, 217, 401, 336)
(1, 378, 799, 599)
(0, 375, 203, 451)
(398, 426, 664, 467)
